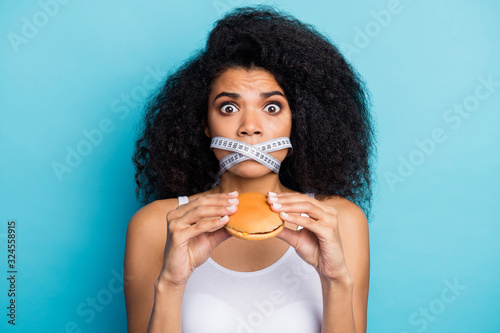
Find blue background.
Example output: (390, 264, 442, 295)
(1, 0, 499, 332)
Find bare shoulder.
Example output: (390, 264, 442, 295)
(127, 199, 178, 238)
(127, 198, 179, 231)
(126, 190, 210, 236)
(124, 198, 180, 332)
(124, 190, 212, 278)
(124, 198, 180, 283)
(320, 195, 368, 228)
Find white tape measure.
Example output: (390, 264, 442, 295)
(210, 136, 293, 177)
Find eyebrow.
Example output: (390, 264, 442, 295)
(212, 90, 286, 104)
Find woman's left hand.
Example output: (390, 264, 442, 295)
(268, 192, 353, 284)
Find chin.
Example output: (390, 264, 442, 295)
(227, 161, 274, 179)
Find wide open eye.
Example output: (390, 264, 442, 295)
(263, 102, 282, 114)
(220, 102, 239, 114)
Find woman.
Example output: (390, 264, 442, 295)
(125, 5, 374, 332)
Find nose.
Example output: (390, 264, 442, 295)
(237, 109, 263, 137)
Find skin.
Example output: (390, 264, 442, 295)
(124, 67, 370, 333)
(204, 66, 293, 191)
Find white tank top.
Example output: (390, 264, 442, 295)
(178, 194, 323, 333)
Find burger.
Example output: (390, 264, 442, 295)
(224, 192, 284, 240)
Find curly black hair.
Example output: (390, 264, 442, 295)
(133, 5, 376, 217)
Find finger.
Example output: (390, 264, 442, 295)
(170, 191, 240, 219)
(276, 226, 301, 248)
(267, 192, 337, 215)
(269, 200, 326, 222)
(180, 215, 226, 227)
(183, 215, 232, 240)
(205, 227, 233, 249)
(185, 203, 238, 223)
(174, 201, 238, 229)
(276, 210, 331, 238)
(277, 227, 320, 256)
(267, 191, 307, 200)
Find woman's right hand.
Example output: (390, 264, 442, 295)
(157, 191, 239, 287)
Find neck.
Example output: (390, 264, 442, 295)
(211, 172, 289, 194)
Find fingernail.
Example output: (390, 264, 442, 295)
(272, 202, 282, 209)
(228, 191, 238, 196)
(220, 215, 229, 222)
(280, 211, 288, 218)
(269, 196, 278, 202)
(227, 205, 236, 210)
(268, 192, 277, 196)
(228, 198, 237, 204)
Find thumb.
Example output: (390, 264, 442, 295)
(206, 227, 233, 250)
(276, 227, 300, 249)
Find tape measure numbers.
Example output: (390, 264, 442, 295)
(210, 137, 293, 177)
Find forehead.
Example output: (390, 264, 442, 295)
(210, 67, 283, 93)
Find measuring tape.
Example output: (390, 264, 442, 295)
(210, 136, 293, 177)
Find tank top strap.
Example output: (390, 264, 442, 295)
(177, 196, 189, 207)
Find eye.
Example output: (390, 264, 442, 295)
(220, 102, 239, 114)
(264, 102, 282, 114)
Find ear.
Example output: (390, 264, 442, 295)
(201, 118, 211, 138)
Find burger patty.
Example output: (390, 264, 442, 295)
(225, 221, 284, 235)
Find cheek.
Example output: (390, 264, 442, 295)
(270, 149, 289, 162)
(212, 148, 230, 160)
(285, 120, 292, 136)
(205, 114, 221, 137)
(206, 111, 236, 137)
(269, 115, 292, 137)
